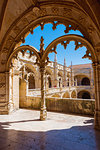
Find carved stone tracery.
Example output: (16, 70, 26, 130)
(42, 35, 94, 62)
(61, 40, 70, 49)
(82, 49, 92, 60)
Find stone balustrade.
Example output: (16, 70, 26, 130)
(20, 96, 95, 116)
(28, 87, 76, 97)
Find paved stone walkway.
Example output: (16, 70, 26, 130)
(0, 109, 100, 150)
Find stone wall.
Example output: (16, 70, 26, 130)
(20, 96, 95, 116)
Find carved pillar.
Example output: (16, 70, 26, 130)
(53, 54, 58, 87)
(63, 58, 67, 87)
(40, 66, 47, 121)
(92, 62, 100, 129)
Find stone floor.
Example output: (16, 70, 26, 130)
(0, 109, 100, 150)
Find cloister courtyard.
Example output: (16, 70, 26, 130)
(0, 109, 100, 150)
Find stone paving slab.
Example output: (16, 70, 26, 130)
(0, 109, 100, 150)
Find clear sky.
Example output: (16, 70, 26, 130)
(21, 23, 92, 66)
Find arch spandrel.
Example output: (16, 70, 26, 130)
(0, 3, 100, 70)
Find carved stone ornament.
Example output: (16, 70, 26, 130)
(88, 25, 95, 34)
(13, 26, 21, 35)
(63, 8, 72, 16)
(33, 7, 40, 16)
(22, 18, 29, 26)
(52, 7, 59, 15)
(82, 49, 92, 60)
(78, 16, 86, 24)
(0, 83, 6, 88)
(61, 40, 70, 49)
(50, 46, 57, 54)
(74, 41, 84, 50)
(5, 36, 14, 48)
(40, 8, 47, 16)
(20, 37, 25, 43)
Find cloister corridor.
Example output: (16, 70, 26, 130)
(0, 109, 100, 150)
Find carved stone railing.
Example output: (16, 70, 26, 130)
(28, 86, 76, 97)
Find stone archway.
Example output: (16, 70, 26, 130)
(77, 90, 91, 99)
(0, 2, 100, 129)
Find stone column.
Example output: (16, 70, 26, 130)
(40, 66, 47, 121)
(92, 62, 100, 129)
(8, 70, 14, 113)
(13, 70, 20, 110)
(53, 54, 58, 87)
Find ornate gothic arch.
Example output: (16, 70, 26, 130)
(43, 34, 97, 62)
(0, 3, 100, 72)
(6, 45, 40, 71)
(77, 90, 91, 99)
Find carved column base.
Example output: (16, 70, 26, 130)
(94, 110, 100, 130)
(40, 107, 47, 121)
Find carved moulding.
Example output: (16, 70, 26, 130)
(43, 34, 97, 63)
